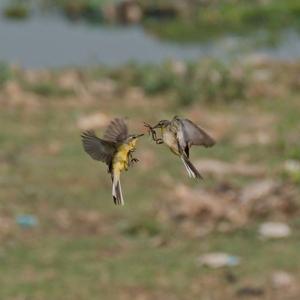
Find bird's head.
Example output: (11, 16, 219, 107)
(126, 133, 144, 148)
(152, 119, 171, 129)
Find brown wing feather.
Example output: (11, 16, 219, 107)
(176, 117, 215, 148)
(183, 118, 215, 147)
(81, 130, 116, 164)
(103, 118, 128, 143)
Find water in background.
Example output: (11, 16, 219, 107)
(0, 8, 299, 68)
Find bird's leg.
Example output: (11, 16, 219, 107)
(127, 150, 139, 169)
(107, 163, 113, 174)
(144, 122, 157, 140)
(124, 160, 129, 171)
(144, 122, 164, 144)
(131, 157, 139, 163)
(152, 130, 164, 144)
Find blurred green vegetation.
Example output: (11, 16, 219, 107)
(54, 0, 108, 22)
(122, 59, 299, 107)
(2, 0, 300, 41)
(24, 82, 75, 98)
(3, 1, 29, 20)
(0, 59, 300, 299)
(145, 0, 300, 41)
(0, 62, 12, 87)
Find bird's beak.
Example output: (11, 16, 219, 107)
(152, 123, 160, 129)
(136, 133, 144, 138)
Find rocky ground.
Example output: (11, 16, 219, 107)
(0, 58, 300, 299)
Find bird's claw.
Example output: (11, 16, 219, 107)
(143, 122, 154, 135)
(127, 157, 139, 169)
(143, 122, 161, 143)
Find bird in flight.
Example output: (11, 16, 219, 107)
(81, 118, 144, 205)
(144, 116, 215, 179)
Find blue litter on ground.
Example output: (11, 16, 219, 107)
(16, 215, 38, 228)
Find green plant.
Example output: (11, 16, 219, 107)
(0, 62, 12, 87)
(26, 82, 75, 97)
(3, 2, 29, 20)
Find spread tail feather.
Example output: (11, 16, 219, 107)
(180, 155, 203, 179)
(112, 177, 124, 205)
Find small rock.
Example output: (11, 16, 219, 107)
(170, 60, 187, 76)
(230, 66, 244, 80)
(77, 112, 110, 130)
(236, 286, 264, 297)
(209, 70, 222, 84)
(2, 80, 40, 109)
(271, 271, 295, 289)
(57, 71, 80, 89)
(284, 160, 300, 174)
(252, 69, 272, 82)
(24, 70, 51, 84)
(125, 87, 146, 106)
(198, 253, 240, 268)
(77, 211, 101, 224)
(235, 131, 274, 146)
(56, 209, 72, 230)
(3, 81, 23, 99)
(120, 1, 142, 24)
(102, 4, 117, 23)
(243, 54, 270, 66)
(239, 179, 279, 203)
(0, 216, 14, 235)
(88, 79, 116, 95)
(195, 159, 266, 178)
(173, 184, 221, 219)
(259, 222, 291, 239)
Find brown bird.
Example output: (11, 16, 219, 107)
(145, 116, 215, 179)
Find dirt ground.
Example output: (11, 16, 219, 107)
(0, 59, 300, 299)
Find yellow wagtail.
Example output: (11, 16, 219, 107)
(82, 118, 143, 205)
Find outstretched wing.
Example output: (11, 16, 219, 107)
(81, 130, 116, 164)
(103, 118, 128, 143)
(176, 117, 215, 148)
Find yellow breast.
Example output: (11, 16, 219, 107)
(115, 144, 131, 163)
(113, 143, 134, 174)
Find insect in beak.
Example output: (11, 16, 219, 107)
(152, 123, 161, 129)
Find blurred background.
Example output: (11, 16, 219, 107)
(0, 0, 300, 299)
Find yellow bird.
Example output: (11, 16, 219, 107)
(81, 118, 143, 205)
